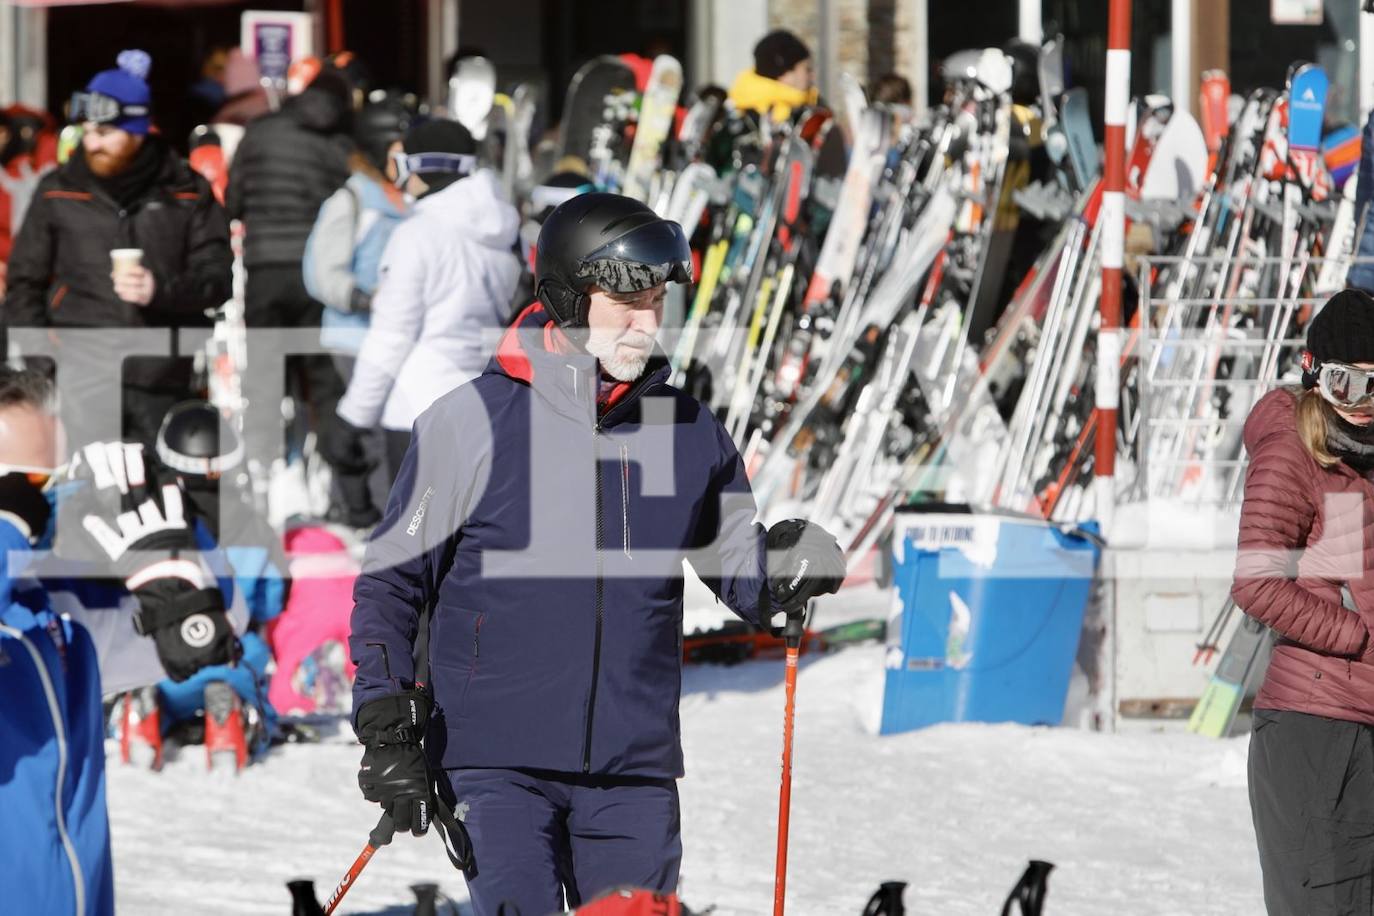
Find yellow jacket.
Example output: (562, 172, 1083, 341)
(727, 69, 819, 123)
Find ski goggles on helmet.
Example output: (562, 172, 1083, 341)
(575, 219, 693, 294)
(69, 91, 149, 126)
(0, 463, 64, 492)
(389, 150, 477, 188)
(1303, 351, 1374, 409)
(155, 438, 244, 479)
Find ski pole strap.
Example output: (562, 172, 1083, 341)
(432, 790, 477, 879)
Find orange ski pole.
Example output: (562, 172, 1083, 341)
(324, 812, 395, 915)
(773, 609, 806, 915)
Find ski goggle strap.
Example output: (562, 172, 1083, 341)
(155, 437, 245, 479)
(1304, 352, 1374, 409)
(576, 219, 693, 294)
(70, 91, 149, 126)
(389, 151, 477, 187)
(530, 182, 593, 214)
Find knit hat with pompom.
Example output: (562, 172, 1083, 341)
(86, 50, 152, 135)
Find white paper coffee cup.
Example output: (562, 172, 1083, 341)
(110, 248, 143, 276)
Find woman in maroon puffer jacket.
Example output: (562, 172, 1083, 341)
(1233, 288, 1374, 914)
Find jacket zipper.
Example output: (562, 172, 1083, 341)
(0, 622, 87, 916)
(580, 370, 657, 773)
(583, 421, 606, 773)
(620, 443, 632, 559)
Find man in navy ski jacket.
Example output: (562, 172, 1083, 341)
(349, 193, 846, 914)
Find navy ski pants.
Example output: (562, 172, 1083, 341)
(446, 768, 681, 915)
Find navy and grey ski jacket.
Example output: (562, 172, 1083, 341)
(350, 303, 771, 779)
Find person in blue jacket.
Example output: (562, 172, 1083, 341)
(348, 193, 848, 915)
(1, 367, 242, 914)
(0, 367, 114, 916)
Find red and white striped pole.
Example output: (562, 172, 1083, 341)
(1097, 0, 1131, 539)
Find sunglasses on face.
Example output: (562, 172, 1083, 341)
(0, 463, 64, 492)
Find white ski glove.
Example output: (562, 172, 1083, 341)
(59, 441, 238, 681)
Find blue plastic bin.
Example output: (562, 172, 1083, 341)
(879, 506, 1101, 734)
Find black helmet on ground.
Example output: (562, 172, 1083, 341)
(534, 192, 692, 329)
(156, 401, 243, 479)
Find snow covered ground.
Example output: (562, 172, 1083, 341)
(107, 637, 1264, 915)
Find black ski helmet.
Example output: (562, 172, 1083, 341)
(155, 400, 243, 479)
(534, 192, 692, 329)
(354, 97, 412, 173)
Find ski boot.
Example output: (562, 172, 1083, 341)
(203, 680, 248, 772)
(116, 686, 164, 770)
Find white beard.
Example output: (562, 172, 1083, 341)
(585, 329, 654, 382)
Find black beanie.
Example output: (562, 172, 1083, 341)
(403, 118, 476, 157)
(1307, 288, 1374, 365)
(402, 119, 477, 194)
(754, 29, 811, 80)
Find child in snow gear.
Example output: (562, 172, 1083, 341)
(0, 367, 115, 916)
(349, 192, 842, 916)
(1233, 289, 1374, 912)
(126, 400, 288, 768)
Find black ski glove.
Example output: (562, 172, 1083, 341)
(766, 519, 847, 618)
(0, 471, 51, 542)
(356, 690, 436, 838)
(319, 413, 373, 476)
(58, 442, 238, 682)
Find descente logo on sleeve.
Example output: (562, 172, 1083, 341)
(407, 486, 437, 536)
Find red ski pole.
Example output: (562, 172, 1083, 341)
(772, 608, 807, 915)
(324, 812, 395, 915)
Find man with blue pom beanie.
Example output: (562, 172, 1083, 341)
(1, 50, 232, 452)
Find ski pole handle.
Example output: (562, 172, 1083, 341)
(323, 812, 394, 916)
(369, 810, 397, 848)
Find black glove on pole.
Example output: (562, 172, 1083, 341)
(355, 686, 476, 875)
(357, 690, 435, 837)
(765, 518, 847, 630)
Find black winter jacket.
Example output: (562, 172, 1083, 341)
(225, 86, 352, 269)
(2, 139, 231, 332)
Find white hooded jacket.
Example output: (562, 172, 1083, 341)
(337, 168, 521, 431)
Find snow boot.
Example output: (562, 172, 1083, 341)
(116, 686, 163, 771)
(861, 881, 907, 915)
(203, 680, 248, 771)
(287, 878, 325, 915)
(1001, 860, 1054, 916)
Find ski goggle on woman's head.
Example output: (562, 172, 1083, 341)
(1304, 351, 1374, 410)
(388, 150, 476, 188)
(69, 91, 149, 126)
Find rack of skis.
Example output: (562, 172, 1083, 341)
(521, 47, 1366, 566)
